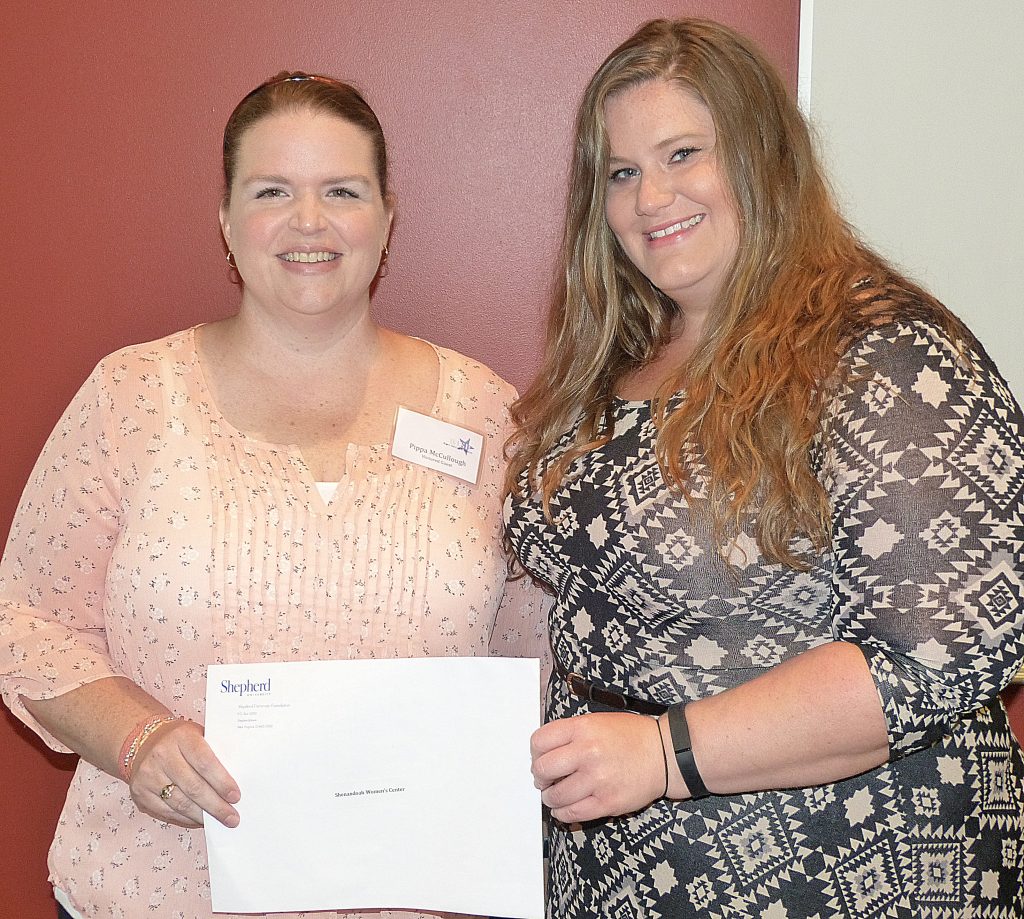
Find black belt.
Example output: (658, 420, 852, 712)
(553, 656, 668, 716)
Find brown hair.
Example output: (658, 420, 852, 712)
(222, 71, 389, 201)
(507, 18, 966, 568)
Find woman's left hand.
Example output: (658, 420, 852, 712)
(531, 712, 666, 823)
(129, 719, 241, 829)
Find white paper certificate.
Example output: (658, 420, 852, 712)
(204, 657, 543, 917)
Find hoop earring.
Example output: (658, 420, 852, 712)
(225, 251, 237, 268)
(378, 244, 389, 278)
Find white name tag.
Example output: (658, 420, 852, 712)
(391, 406, 484, 485)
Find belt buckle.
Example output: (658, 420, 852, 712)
(566, 672, 592, 702)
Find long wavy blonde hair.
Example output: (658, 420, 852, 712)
(507, 18, 965, 568)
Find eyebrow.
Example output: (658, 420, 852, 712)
(241, 173, 374, 186)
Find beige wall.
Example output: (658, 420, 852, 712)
(803, 0, 1024, 400)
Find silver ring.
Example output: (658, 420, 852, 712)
(159, 783, 176, 802)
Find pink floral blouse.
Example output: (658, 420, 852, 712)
(0, 328, 549, 919)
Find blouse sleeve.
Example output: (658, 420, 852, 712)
(818, 318, 1024, 759)
(488, 557, 552, 712)
(0, 363, 123, 751)
(488, 553, 552, 664)
(467, 364, 553, 697)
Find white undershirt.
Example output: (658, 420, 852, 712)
(54, 887, 83, 918)
(315, 481, 339, 503)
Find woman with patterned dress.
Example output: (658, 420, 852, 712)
(0, 73, 547, 919)
(504, 19, 1024, 918)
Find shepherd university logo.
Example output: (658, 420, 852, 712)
(220, 677, 271, 697)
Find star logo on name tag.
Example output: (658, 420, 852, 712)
(391, 406, 484, 484)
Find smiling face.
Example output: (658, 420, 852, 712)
(603, 79, 739, 322)
(220, 108, 393, 322)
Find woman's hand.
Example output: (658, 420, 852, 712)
(128, 720, 241, 829)
(531, 712, 666, 824)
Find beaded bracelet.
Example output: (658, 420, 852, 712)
(118, 714, 184, 782)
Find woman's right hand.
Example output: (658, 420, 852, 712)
(531, 711, 667, 823)
(128, 720, 241, 829)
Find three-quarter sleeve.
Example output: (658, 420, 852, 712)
(489, 555, 552, 701)
(818, 318, 1024, 758)
(0, 364, 123, 750)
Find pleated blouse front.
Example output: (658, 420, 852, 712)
(0, 327, 548, 919)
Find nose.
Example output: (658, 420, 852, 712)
(290, 193, 327, 234)
(635, 169, 674, 216)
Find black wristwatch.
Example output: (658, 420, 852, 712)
(667, 705, 711, 799)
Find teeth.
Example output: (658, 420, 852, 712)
(648, 214, 704, 239)
(281, 251, 339, 263)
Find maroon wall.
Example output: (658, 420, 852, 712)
(8, 4, 1015, 918)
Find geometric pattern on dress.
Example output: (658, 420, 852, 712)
(622, 453, 671, 520)
(742, 563, 834, 638)
(824, 833, 906, 917)
(506, 309, 1024, 919)
(947, 407, 1024, 513)
(707, 797, 806, 895)
(908, 838, 967, 909)
(595, 549, 705, 622)
(515, 526, 572, 596)
(974, 738, 1024, 828)
(958, 550, 1024, 655)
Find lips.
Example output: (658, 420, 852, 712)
(279, 251, 340, 263)
(645, 213, 705, 240)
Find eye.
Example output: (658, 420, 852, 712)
(327, 186, 360, 199)
(608, 166, 639, 184)
(254, 187, 286, 199)
(669, 146, 699, 163)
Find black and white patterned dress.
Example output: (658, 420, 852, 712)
(505, 312, 1024, 918)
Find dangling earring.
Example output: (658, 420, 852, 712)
(225, 250, 241, 285)
(378, 244, 389, 278)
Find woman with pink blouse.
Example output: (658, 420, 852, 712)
(0, 73, 548, 919)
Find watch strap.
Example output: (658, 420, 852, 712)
(667, 704, 711, 799)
